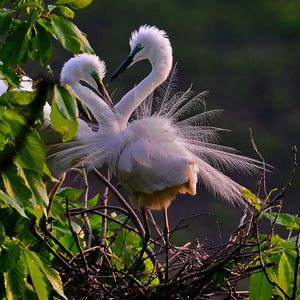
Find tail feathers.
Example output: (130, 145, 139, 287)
(195, 157, 246, 206)
(187, 142, 265, 175)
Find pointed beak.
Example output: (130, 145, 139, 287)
(80, 72, 115, 112)
(95, 79, 115, 111)
(109, 53, 134, 82)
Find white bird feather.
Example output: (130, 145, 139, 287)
(48, 25, 265, 210)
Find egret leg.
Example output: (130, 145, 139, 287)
(163, 206, 170, 281)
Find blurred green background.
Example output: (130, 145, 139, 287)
(35, 1, 300, 243)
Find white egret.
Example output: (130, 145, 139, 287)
(104, 25, 262, 209)
(0, 55, 117, 178)
(49, 27, 263, 253)
(47, 53, 122, 178)
(55, 26, 262, 253)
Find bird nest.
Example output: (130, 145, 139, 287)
(33, 147, 297, 299)
(32, 149, 300, 299)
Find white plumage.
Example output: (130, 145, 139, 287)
(51, 25, 263, 210)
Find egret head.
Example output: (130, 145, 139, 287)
(110, 25, 173, 82)
(61, 53, 113, 107)
(61, 53, 106, 91)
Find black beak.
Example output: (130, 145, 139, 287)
(95, 79, 115, 111)
(79, 77, 115, 113)
(109, 54, 134, 82)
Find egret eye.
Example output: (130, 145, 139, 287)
(131, 43, 144, 56)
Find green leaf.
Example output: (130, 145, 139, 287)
(88, 193, 99, 206)
(17, 129, 45, 173)
(50, 91, 78, 141)
(0, 9, 13, 35)
(15, 1, 43, 9)
(277, 252, 293, 297)
(0, 90, 36, 105)
(51, 14, 93, 54)
(58, 5, 75, 18)
(3, 108, 26, 135)
(264, 212, 300, 229)
(57, 187, 83, 201)
(32, 23, 52, 65)
(0, 120, 10, 150)
(29, 251, 67, 300)
(24, 251, 49, 300)
(3, 254, 27, 299)
(0, 67, 19, 87)
(0, 23, 31, 66)
(53, 84, 78, 121)
(0, 190, 28, 218)
(0, 223, 5, 246)
(55, 0, 93, 9)
(37, 18, 55, 35)
(0, 240, 21, 272)
(2, 164, 32, 209)
(249, 270, 273, 300)
(0, 120, 11, 135)
(142, 253, 159, 286)
(49, 196, 66, 223)
(240, 187, 262, 211)
(22, 169, 49, 207)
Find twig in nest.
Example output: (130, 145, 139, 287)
(171, 212, 209, 240)
(92, 168, 163, 281)
(92, 168, 145, 238)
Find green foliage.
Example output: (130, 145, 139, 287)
(0, 0, 94, 298)
(0, 1, 299, 298)
(51, 84, 78, 141)
(249, 267, 273, 300)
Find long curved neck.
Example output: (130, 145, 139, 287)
(72, 82, 121, 135)
(115, 51, 172, 128)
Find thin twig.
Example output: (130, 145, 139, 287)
(30, 221, 74, 270)
(66, 198, 89, 273)
(82, 168, 92, 249)
(40, 217, 75, 260)
(216, 220, 223, 245)
(249, 128, 267, 197)
(92, 168, 163, 281)
(92, 168, 145, 238)
(99, 169, 110, 247)
(147, 210, 165, 244)
(47, 173, 66, 216)
(270, 145, 297, 205)
(69, 207, 162, 246)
